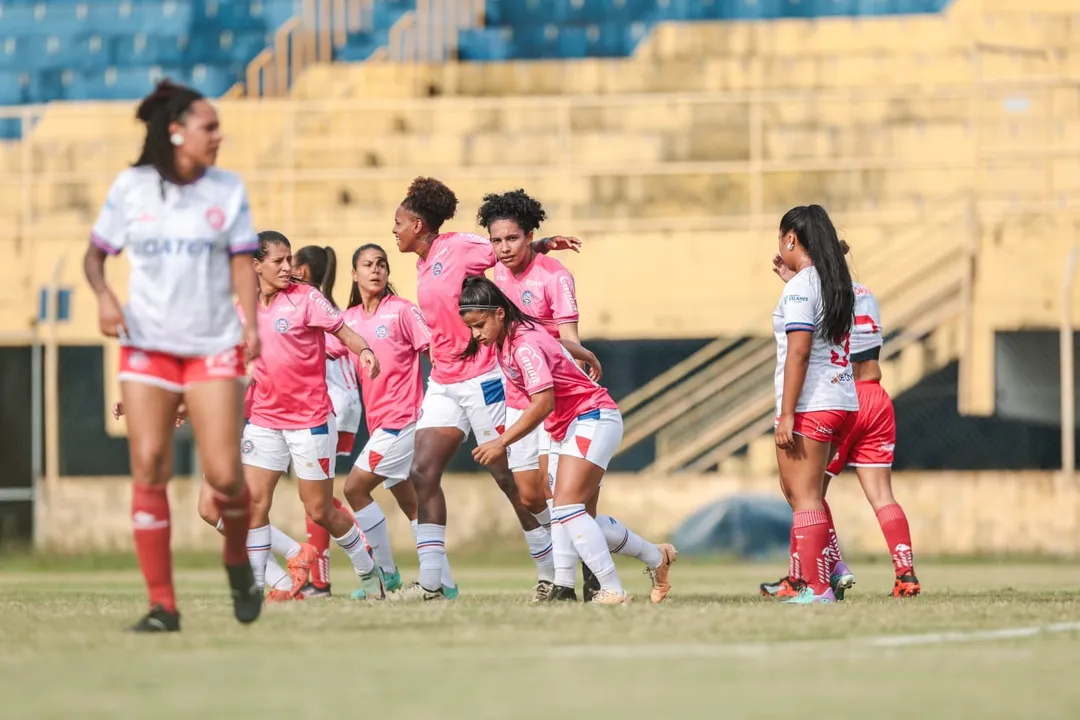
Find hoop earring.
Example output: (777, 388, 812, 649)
(170, 133, 184, 147)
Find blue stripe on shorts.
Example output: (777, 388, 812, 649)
(310, 422, 330, 436)
(481, 377, 505, 406)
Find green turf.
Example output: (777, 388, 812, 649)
(2, 558, 1078, 718)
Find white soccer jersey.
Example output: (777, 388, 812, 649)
(850, 282, 883, 358)
(326, 355, 362, 434)
(91, 166, 260, 357)
(772, 266, 859, 414)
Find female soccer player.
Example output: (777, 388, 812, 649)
(242, 231, 386, 601)
(762, 257, 919, 599)
(84, 80, 262, 632)
(479, 189, 677, 603)
(292, 244, 363, 597)
(335, 244, 457, 598)
(392, 176, 579, 601)
(459, 276, 630, 604)
(770, 205, 858, 604)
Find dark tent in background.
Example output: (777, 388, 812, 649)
(671, 494, 793, 560)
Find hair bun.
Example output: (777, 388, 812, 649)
(134, 79, 180, 123)
(838, 239, 850, 255)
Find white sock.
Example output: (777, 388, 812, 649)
(534, 506, 552, 530)
(595, 514, 663, 568)
(270, 525, 301, 560)
(215, 518, 224, 533)
(246, 525, 271, 589)
(412, 519, 454, 588)
(524, 527, 555, 583)
(415, 523, 446, 592)
(554, 504, 622, 592)
(550, 516, 577, 588)
(265, 555, 293, 591)
(333, 525, 375, 576)
(355, 503, 396, 574)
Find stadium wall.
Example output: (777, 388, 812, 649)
(36, 471, 1080, 557)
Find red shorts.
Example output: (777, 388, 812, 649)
(777, 409, 856, 445)
(336, 431, 356, 456)
(119, 346, 246, 393)
(826, 380, 895, 476)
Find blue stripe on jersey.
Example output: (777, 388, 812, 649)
(785, 323, 815, 332)
(481, 377, 506, 406)
(310, 423, 330, 436)
(576, 409, 602, 422)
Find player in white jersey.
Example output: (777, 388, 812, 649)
(292, 244, 363, 597)
(83, 80, 261, 632)
(769, 205, 857, 605)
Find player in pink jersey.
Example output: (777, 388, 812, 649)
(479, 189, 676, 603)
(241, 231, 388, 601)
(331, 244, 457, 598)
(83, 80, 260, 632)
(459, 276, 632, 604)
(392, 177, 580, 601)
(769, 205, 858, 604)
(292, 244, 362, 597)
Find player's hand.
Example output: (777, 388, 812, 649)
(112, 401, 124, 420)
(244, 326, 261, 363)
(774, 413, 796, 451)
(578, 352, 603, 382)
(773, 255, 796, 283)
(547, 236, 582, 253)
(175, 403, 188, 428)
(359, 348, 380, 380)
(97, 289, 128, 338)
(472, 437, 508, 466)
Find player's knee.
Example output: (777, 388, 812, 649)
(130, 443, 170, 484)
(343, 482, 372, 510)
(302, 497, 333, 526)
(202, 462, 243, 497)
(516, 482, 547, 514)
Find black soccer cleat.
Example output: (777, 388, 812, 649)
(127, 604, 181, 633)
(548, 584, 578, 602)
(226, 563, 263, 624)
(581, 561, 601, 603)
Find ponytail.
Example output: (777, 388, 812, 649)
(779, 205, 854, 345)
(294, 245, 338, 308)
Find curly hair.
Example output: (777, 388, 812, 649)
(476, 189, 547, 234)
(401, 176, 458, 232)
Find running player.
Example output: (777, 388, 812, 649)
(292, 244, 362, 597)
(770, 204, 857, 605)
(479, 189, 677, 603)
(459, 276, 630, 604)
(84, 80, 262, 632)
(392, 177, 579, 601)
(762, 250, 919, 599)
(243, 231, 386, 601)
(335, 244, 457, 598)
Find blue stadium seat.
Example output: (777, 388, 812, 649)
(456, 28, 514, 61)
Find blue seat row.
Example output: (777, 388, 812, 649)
(0, 0, 299, 35)
(0, 64, 238, 106)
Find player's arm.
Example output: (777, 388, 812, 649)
(533, 236, 582, 254)
(332, 323, 380, 379)
(775, 276, 818, 450)
(473, 389, 554, 466)
(557, 329, 602, 382)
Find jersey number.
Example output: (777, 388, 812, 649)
(830, 334, 851, 368)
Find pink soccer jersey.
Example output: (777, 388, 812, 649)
(339, 295, 431, 433)
(497, 324, 617, 442)
(416, 232, 498, 384)
(249, 282, 344, 430)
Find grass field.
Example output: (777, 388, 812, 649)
(2, 554, 1079, 719)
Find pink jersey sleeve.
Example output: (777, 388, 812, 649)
(303, 287, 345, 334)
(325, 330, 349, 359)
(401, 302, 432, 353)
(514, 338, 555, 397)
(547, 268, 580, 325)
(461, 232, 497, 274)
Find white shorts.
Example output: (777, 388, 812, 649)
(506, 406, 551, 473)
(547, 408, 623, 494)
(416, 367, 507, 445)
(353, 422, 416, 489)
(241, 414, 338, 481)
(330, 388, 363, 436)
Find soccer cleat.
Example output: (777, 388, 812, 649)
(442, 584, 459, 600)
(590, 588, 631, 606)
(781, 586, 837, 604)
(531, 580, 555, 603)
(226, 562, 263, 624)
(548, 585, 578, 602)
(645, 543, 678, 604)
(760, 576, 803, 598)
(392, 582, 445, 602)
(892, 573, 921, 597)
(127, 605, 180, 633)
(384, 569, 403, 593)
(581, 562, 600, 603)
(352, 565, 387, 601)
(286, 543, 317, 599)
(830, 560, 857, 601)
(267, 588, 304, 603)
(300, 582, 331, 598)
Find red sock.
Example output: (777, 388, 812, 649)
(821, 498, 843, 577)
(212, 484, 251, 566)
(876, 503, 914, 575)
(131, 483, 176, 613)
(793, 509, 831, 595)
(787, 526, 800, 581)
(307, 515, 331, 588)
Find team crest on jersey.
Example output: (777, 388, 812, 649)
(206, 207, 226, 230)
(521, 290, 534, 306)
(128, 351, 150, 371)
(241, 440, 254, 455)
(275, 318, 290, 333)
(375, 325, 389, 339)
(432, 262, 444, 276)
